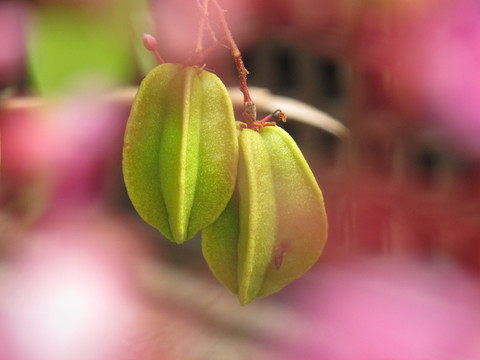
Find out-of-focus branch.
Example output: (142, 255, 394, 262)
(229, 87, 349, 138)
(1, 87, 349, 138)
(210, 0, 256, 128)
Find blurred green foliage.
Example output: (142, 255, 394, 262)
(27, 1, 154, 95)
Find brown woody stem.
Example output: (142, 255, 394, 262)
(211, 0, 256, 128)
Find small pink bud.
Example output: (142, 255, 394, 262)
(142, 34, 157, 52)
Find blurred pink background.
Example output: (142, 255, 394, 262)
(1, 0, 480, 359)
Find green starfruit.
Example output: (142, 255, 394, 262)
(202, 125, 328, 305)
(123, 63, 238, 244)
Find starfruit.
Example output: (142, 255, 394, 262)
(123, 63, 238, 244)
(202, 124, 328, 305)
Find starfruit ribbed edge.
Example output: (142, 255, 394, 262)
(202, 124, 327, 305)
(123, 63, 238, 243)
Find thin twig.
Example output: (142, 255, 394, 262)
(210, 0, 256, 128)
(195, 36, 227, 64)
(1, 87, 349, 138)
(205, 14, 218, 43)
(196, 0, 210, 52)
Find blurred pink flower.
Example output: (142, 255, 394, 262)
(151, 0, 266, 63)
(274, 256, 480, 360)
(1, 209, 158, 360)
(1, 95, 126, 211)
(357, 0, 480, 156)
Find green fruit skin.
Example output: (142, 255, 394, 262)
(236, 130, 277, 305)
(123, 63, 238, 244)
(202, 125, 328, 305)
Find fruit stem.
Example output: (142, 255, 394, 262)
(211, 0, 257, 129)
(196, 0, 209, 52)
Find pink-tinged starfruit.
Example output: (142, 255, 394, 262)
(202, 125, 328, 305)
(123, 63, 238, 244)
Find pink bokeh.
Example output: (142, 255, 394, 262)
(274, 256, 480, 360)
(0, 209, 157, 360)
(356, 0, 480, 156)
(1, 96, 126, 213)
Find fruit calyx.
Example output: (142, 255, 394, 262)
(239, 109, 288, 132)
